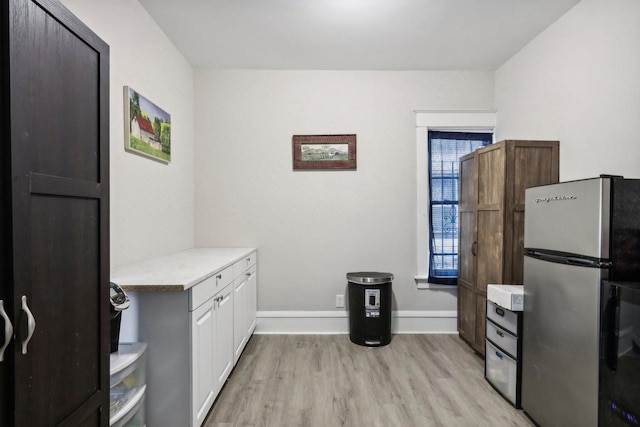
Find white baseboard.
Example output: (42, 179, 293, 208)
(255, 310, 457, 334)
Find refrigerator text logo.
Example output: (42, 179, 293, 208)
(535, 195, 578, 203)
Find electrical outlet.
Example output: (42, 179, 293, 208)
(335, 294, 345, 308)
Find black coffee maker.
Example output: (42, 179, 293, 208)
(109, 282, 130, 353)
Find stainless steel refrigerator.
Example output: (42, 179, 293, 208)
(522, 176, 640, 427)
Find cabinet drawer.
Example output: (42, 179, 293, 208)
(234, 252, 256, 278)
(486, 300, 519, 336)
(190, 266, 234, 311)
(485, 340, 518, 406)
(486, 319, 518, 358)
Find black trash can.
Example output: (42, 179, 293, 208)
(109, 282, 130, 353)
(347, 272, 393, 347)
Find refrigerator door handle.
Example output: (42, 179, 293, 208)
(602, 286, 620, 372)
(524, 248, 611, 268)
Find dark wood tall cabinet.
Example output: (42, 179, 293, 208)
(457, 140, 559, 355)
(1, 0, 110, 425)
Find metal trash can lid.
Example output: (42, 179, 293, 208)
(346, 272, 394, 284)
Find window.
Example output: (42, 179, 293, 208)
(427, 131, 492, 285)
(414, 110, 496, 288)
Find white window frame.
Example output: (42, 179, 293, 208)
(415, 110, 496, 289)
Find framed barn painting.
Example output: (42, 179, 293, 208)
(124, 86, 171, 163)
(292, 134, 357, 170)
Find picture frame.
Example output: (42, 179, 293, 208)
(124, 86, 171, 163)
(292, 134, 357, 170)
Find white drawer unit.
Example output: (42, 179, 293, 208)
(485, 285, 523, 408)
(110, 342, 147, 426)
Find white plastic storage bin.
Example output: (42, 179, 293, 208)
(110, 342, 147, 426)
(111, 387, 145, 427)
(486, 319, 518, 357)
(486, 300, 519, 335)
(485, 340, 518, 405)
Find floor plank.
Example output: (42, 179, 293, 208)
(204, 334, 533, 427)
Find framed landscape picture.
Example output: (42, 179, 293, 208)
(124, 86, 171, 163)
(292, 134, 357, 170)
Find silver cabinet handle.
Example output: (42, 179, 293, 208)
(0, 300, 13, 362)
(21, 295, 36, 355)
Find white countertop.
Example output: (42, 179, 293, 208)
(110, 247, 256, 291)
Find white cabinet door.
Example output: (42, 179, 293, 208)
(214, 284, 234, 391)
(246, 265, 257, 336)
(233, 275, 248, 364)
(191, 297, 216, 426)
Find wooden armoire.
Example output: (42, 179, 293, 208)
(0, 0, 110, 425)
(457, 140, 559, 355)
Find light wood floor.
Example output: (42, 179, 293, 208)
(204, 334, 534, 427)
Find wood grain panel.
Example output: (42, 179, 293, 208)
(457, 284, 476, 344)
(477, 146, 505, 206)
(11, 0, 100, 183)
(20, 195, 101, 424)
(510, 210, 525, 284)
(476, 210, 503, 295)
(475, 295, 487, 355)
(459, 154, 476, 211)
(512, 143, 560, 206)
(458, 211, 476, 289)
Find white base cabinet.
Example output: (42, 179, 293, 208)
(192, 281, 234, 426)
(113, 248, 257, 427)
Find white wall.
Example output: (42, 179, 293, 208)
(495, 0, 640, 181)
(61, 0, 195, 267)
(194, 70, 494, 313)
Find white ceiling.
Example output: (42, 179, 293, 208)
(138, 0, 580, 70)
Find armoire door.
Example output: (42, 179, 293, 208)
(475, 145, 505, 296)
(2, 0, 110, 425)
(457, 152, 477, 343)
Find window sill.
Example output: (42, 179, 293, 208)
(414, 276, 457, 290)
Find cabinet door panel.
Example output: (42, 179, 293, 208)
(215, 286, 234, 389)
(476, 210, 503, 294)
(477, 147, 505, 206)
(192, 298, 216, 425)
(475, 295, 487, 354)
(457, 285, 476, 344)
(513, 145, 559, 206)
(233, 276, 247, 364)
(458, 211, 476, 289)
(246, 267, 257, 336)
(459, 155, 476, 210)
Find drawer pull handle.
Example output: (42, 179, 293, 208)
(0, 300, 13, 362)
(496, 330, 504, 338)
(495, 307, 505, 317)
(496, 351, 503, 360)
(246, 272, 251, 277)
(246, 258, 251, 262)
(216, 274, 222, 280)
(21, 295, 36, 355)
